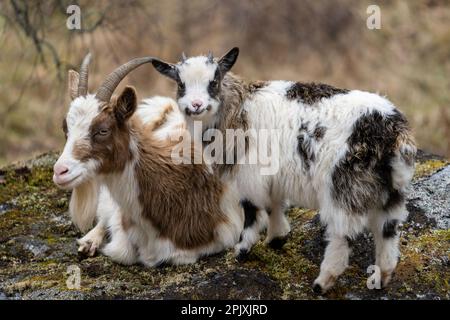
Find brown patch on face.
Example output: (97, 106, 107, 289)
(132, 119, 228, 249)
(72, 139, 92, 161)
(89, 108, 133, 174)
(71, 105, 133, 174)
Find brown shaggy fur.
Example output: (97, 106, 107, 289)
(215, 73, 249, 134)
(131, 115, 228, 249)
(212, 73, 251, 175)
(72, 88, 228, 249)
(247, 80, 268, 94)
(285, 82, 349, 105)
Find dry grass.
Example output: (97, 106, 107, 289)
(0, 0, 449, 165)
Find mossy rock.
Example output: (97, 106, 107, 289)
(0, 151, 449, 300)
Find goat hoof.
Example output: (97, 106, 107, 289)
(77, 239, 99, 258)
(77, 247, 91, 260)
(235, 249, 250, 262)
(381, 271, 393, 288)
(267, 235, 289, 250)
(154, 261, 169, 269)
(312, 283, 324, 295)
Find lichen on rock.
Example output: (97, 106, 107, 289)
(0, 151, 449, 299)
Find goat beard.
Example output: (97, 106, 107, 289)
(69, 178, 100, 233)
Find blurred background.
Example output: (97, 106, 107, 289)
(0, 0, 449, 166)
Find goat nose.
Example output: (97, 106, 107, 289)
(191, 100, 203, 109)
(54, 163, 69, 176)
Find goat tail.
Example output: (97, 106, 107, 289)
(69, 178, 100, 233)
(391, 130, 417, 192)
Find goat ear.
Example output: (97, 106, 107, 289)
(218, 47, 239, 74)
(151, 59, 179, 81)
(68, 70, 79, 100)
(114, 86, 137, 123)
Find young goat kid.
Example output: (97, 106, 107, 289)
(151, 48, 417, 293)
(53, 54, 243, 266)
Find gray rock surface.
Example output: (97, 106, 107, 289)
(0, 151, 448, 300)
(408, 166, 450, 229)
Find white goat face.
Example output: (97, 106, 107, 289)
(151, 48, 240, 123)
(53, 72, 138, 190)
(53, 95, 103, 189)
(177, 56, 220, 120)
(53, 54, 150, 190)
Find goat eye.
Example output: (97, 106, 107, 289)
(178, 82, 185, 90)
(97, 129, 110, 136)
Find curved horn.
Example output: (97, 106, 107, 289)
(207, 51, 214, 63)
(78, 53, 92, 97)
(181, 52, 187, 63)
(95, 57, 154, 102)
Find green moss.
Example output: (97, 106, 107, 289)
(236, 209, 321, 299)
(0, 152, 70, 242)
(0, 154, 68, 208)
(1, 151, 449, 299)
(45, 235, 58, 245)
(1, 259, 67, 295)
(414, 159, 449, 179)
(396, 229, 450, 297)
